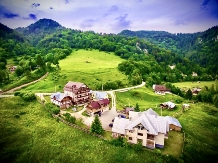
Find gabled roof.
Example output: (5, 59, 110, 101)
(125, 113, 167, 135)
(153, 84, 170, 92)
(89, 101, 101, 109)
(64, 81, 88, 93)
(112, 117, 130, 135)
(50, 92, 71, 101)
(113, 108, 167, 135)
(101, 98, 110, 105)
(164, 101, 176, 109)
(91, 91, 108, 100)
(144, 108, 159, 116)
(165, 116, 182, 128)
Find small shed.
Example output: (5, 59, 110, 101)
(165, 116, 182, 131)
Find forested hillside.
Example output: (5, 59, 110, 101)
(0, 19, 217, 90)
(119, 27, 218, 75)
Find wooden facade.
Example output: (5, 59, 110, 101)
(50, 93, 73, 109)
(64, 81, 91, 105)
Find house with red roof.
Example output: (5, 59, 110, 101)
(152, 84, 171, 95)
(64, 81, 91, 105)
(86, 99, 110, 115)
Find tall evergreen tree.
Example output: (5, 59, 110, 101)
(135, 103, 140, 112)
(90, 115, 104, 135)
(185, 89, 192, 100)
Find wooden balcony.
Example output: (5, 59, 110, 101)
(146, 139, 155, 149)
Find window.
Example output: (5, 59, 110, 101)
(138, 133, 143, 136)
(129, 137, 132, 140)
(147, 134, 154, 140)
(129, 130, 134, 133)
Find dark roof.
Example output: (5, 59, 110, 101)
(154, 85, 170, 91)
(101, 98, 110, 105)
(90, 101, 101, 109)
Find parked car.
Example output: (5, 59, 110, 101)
(94, 111, 101, 117)
(109, 123, 113, 127)
(118, 114, 126, 118)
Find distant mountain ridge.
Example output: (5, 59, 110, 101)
(15, 18, 64, 46)
(0, 18, 217, 78)
(119, 26, 218, 75)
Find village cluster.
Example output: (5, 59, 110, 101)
(50, 81, 194, 149)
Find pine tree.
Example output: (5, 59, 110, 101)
(135, 103, 140, 112)
(90, 115, 104, 135)
(185, 89, 192, 100)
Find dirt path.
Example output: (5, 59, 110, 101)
(3, 72, 49, 94)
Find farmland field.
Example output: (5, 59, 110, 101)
(20, 49, 129, 93)
(116, 87, 185, 116)
(173, 81, 215, 90)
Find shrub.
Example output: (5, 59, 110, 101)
(63, 113, 76, 124)
(20, 92, 36, 102)
(14, 91, 20, 96)
(14, 114, 20, 118)
(51, 107, 60, 115)
(110, 136, 124, 147)
(133, 141, 143, 151)
(155, 149, 162, 156)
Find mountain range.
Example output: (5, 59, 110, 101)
(0, 18, 218, 77)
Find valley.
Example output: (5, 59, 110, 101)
(0, 18, 218, 163)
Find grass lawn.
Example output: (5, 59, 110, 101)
(178, 103, 218, 162)
(0, 97, 162, 163)
(20, 49, 129, 93)
(173, 81, 215, 90)
(116, 87, 186, 117)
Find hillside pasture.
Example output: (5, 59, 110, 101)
(116, 87, 185, 117)
(0, 97, 163, 163)
(21, 49, 129, 93)
(173, 81, 215, 90)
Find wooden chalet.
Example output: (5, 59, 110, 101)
(50, 92, 73, 109)
(160, 101, 176, 110)
(153, 84, 171, 94)
(165, 116, 182, 131)
(64, 81, 91, 105)
(86, 99, 110, 114)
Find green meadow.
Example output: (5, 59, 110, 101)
(116, 87, 218, 161)
(0, 96, 167, 163)
(116, 87, 185, 116)
(173, 81, 215, 90)
(21, 49, 129, 93)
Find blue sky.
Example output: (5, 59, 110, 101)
(0, 0, 217, 34)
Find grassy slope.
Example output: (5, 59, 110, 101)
(173, 81, 215, 90)
(179, 103, 218, 162)
(116, 87, 184, 116)
(0, 97, 162, 163)
(21, 49, 129, 93)
(116, 87, 218, 162)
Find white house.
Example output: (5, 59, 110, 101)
(112, 108, 182, 149)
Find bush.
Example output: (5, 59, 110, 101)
(51, 107, 60, 115)
(45, 103, 60, 115)
(63, 113, 76, 124)
(20, 92, 36, 102)
(133, 141, 143, 151)
(155, 149, 162, 156)
(110, 136, 124, 147)
(14, 114, 20, 118)
(14, 91, 20, 96)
